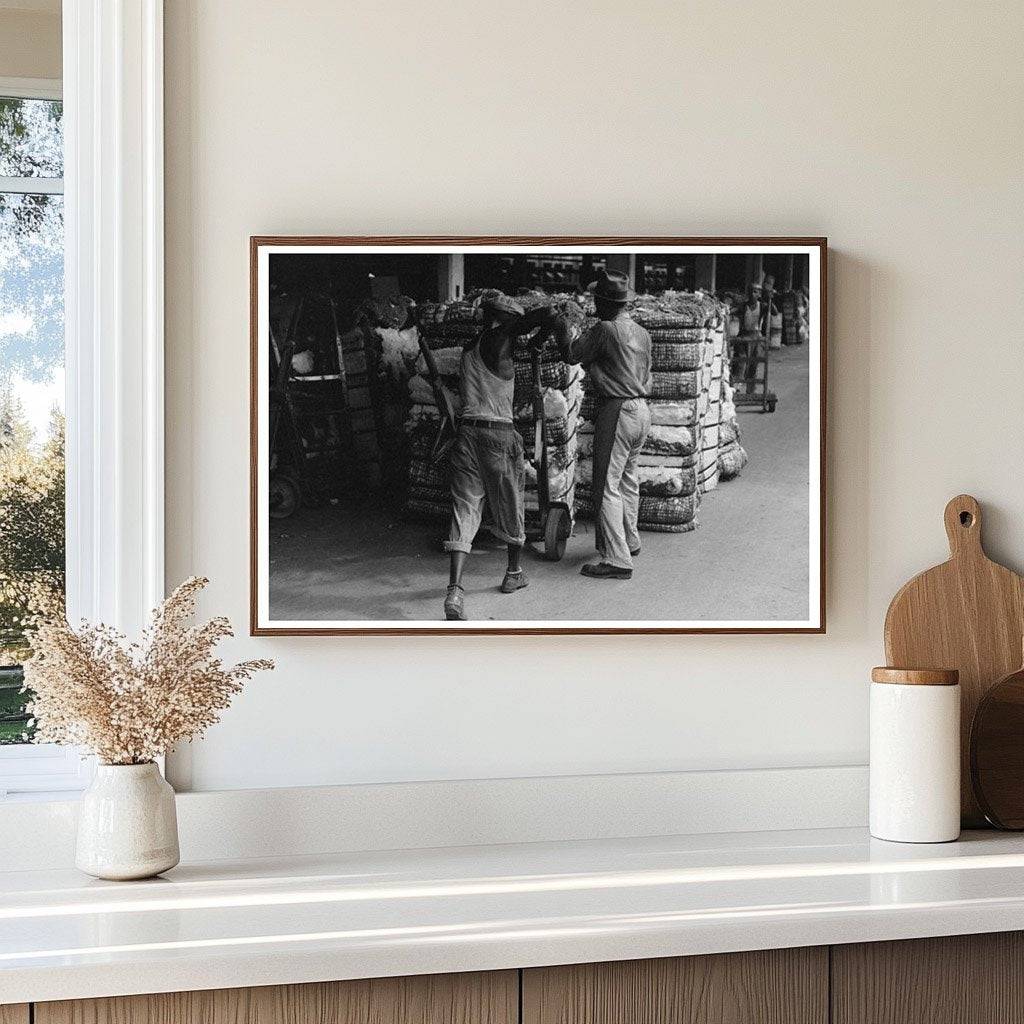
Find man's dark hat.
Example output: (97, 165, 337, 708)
(588, 269, 634, 304)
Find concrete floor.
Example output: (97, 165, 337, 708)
(268, 344, 811, 623)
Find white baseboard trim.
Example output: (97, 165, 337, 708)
(0, 765, 867, 872)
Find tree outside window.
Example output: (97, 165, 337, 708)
(0, 95, 65, 744)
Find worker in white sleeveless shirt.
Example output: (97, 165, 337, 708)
(443, 295, 546, 621)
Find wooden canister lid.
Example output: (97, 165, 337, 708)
(871, 667, 960, 686)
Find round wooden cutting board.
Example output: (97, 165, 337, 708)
(970, 657, 1024, 829)
(884, 495, 1024, 826)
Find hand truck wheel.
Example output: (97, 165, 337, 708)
(542, 505, 571, 562)
(269, 472, 301, 519)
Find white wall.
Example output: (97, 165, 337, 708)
(164, 0, 1024, 792)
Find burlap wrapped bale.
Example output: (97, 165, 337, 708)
(631, 292, 723, 330)
(576, 459, 696, 498)
(647, 326, 709, 343)
(513, 359, 576, 398)
(525, 460, 577, 503)
(719, 442, 749, 480)
(643, 424, 698, 457)
(636, 493, 699, 526)
(419, 327, 481, 351)
(406, 497, 451, 520)
(697, 461, 719, 492)
(575, 491, 698, 533)
(649, 369, 712, 400)
(406, 470, 452, 519)
(408, 458, 447, 492)
(407, 374, 461, 411)
(520, 434, 577, 473)
(581, 421, 700, 458)
(648, 398, 703, 427)
(583, 391, 707, 424)
(418, 300, 483, 327)
(637, 516, 698, 534)
(651, 341, 705, 372)
(414, 345, 462, 378)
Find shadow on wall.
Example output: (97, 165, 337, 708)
(827, 249, 873, 637)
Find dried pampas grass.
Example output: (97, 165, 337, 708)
(23, 576, 273, 765)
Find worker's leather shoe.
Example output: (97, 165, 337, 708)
(630, 547, 641, 558)
(443, 584, 467, 621)
(500, 569, 529, 594)
(581, 562, 632, 580)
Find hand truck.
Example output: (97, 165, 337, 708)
(526, 346, 572, 561)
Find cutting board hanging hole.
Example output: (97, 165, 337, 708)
(944, 494, 982, 557)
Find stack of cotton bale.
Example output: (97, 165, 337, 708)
(782, 290, 809, 346)
(650, 292, 737, 493)
(576, 295, 711, 534)
(717, 379, 748, 480)
(575, 401, 702, 533)
(402, 301, 481, 520)
(513, 293, 587, 530)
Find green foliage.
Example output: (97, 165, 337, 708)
(0, 667, 30, 744)
(0, 396, 65, 742)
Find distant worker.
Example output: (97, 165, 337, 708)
(737, 283, 763, 392)
(550, 270, 652, 580)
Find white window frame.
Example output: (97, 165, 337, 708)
(0, 0, 165, 799)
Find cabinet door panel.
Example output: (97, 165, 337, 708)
(523, 948, 828, 1024)
(0, 1006, 29, 1024)
(832, 932, 1024, 1024)
(36, 970, 517, 1024)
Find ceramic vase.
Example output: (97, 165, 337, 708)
(76, 762, 180, 880)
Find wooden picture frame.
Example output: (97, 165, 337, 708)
(250, 237, 827, 635)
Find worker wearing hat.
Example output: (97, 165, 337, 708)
(556, 269, 652, 579)
(443, 294, 547, 620)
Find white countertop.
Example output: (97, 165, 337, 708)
(4, 827, 1024, 1004)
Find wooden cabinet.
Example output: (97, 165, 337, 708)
(34, 971, 517, 1024)
(832, 932, 1024, 1024)
(24, 932, 1024, 1024)
(522, 948, 828, 1024)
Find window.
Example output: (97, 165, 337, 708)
(0, 81, 85, 797)
(0, 6, 166, 797)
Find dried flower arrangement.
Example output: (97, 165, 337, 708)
(22, 577, 273, 765)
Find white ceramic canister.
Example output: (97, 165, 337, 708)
(76, 762, 180, 880)
(869, 667, 961, 843)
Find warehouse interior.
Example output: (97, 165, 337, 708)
(265, 251, 812, 623)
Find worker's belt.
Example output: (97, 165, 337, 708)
(458, 417, 515, 430)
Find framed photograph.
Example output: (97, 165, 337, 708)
(250, 237, 826, 635)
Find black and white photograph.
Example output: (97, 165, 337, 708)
(251, 239, 825, 633)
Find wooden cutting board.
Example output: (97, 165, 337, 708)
(884, 494, 1024, 826)
(970, 652, 1024, 829)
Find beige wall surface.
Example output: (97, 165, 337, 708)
(164, 0, 1024, 791)
(0, 7, 61, 81)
